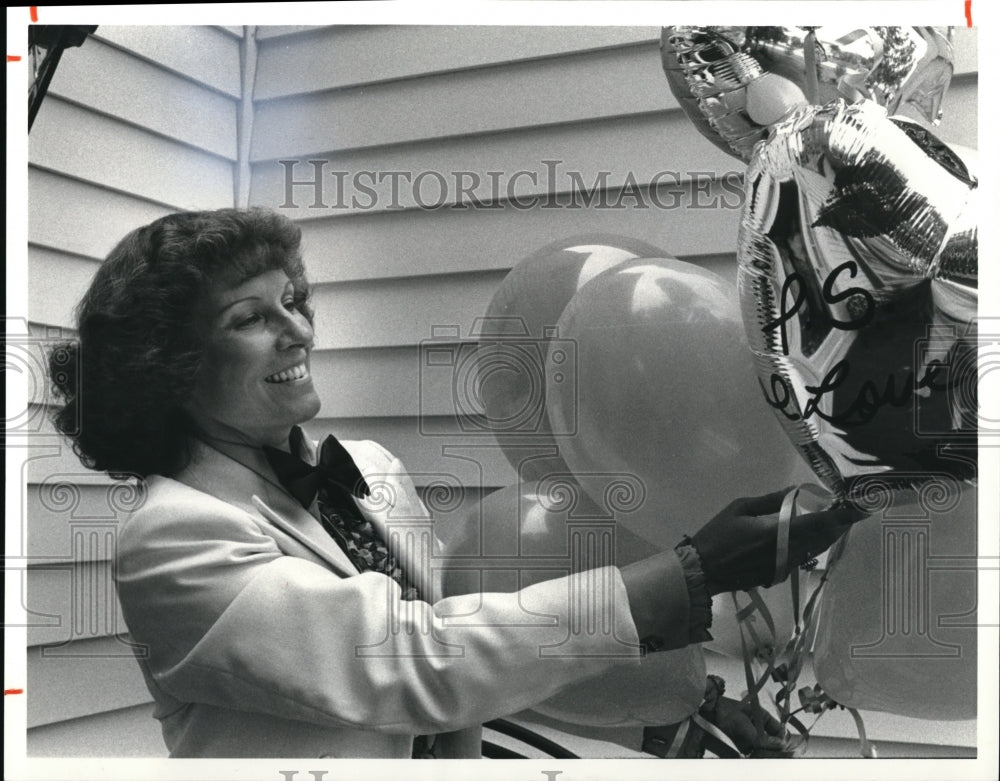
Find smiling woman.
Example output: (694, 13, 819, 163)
(46, 207, 859, 758)
(51, 209, 311, 478)
(190, 269, 322, 449)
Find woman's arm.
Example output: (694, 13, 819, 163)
(115, 479, 650, 736)
(354, 439, 696, 654)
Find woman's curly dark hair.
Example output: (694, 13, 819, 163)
(48, 208, 313, 479)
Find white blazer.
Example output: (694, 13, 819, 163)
(114, 432, 662, 758)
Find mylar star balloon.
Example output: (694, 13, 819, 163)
(737, 99, 978, 498)
(661, 26, 954, 162)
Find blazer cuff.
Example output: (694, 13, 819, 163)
(619, 550, 692, 654)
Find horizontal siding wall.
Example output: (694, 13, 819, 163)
(23, 24, 978, 756)
(248, 24, 977, 493)
(24, 25, 242, 755)
(27, 703, 164, 758)
(247, 24, 754, 515)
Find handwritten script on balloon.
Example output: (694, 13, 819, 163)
(736, 100, 977, 492)
(757, 259, 955, 428)
(759, 357, 954, 427)
(762, 260, 875, 357)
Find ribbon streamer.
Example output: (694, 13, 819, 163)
(802, 28, 820, 105)
(848, 707, 878, 758)
(730, 485, 877, 758)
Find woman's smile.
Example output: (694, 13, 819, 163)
(264, 362, 310, 384)
(187, 268, 322, 447)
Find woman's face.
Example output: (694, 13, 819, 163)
(187, 268, 322, 448)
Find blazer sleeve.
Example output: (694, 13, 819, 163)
(115, 478, 659, 736)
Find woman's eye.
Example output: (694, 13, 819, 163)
(283, 299, 297, 311)
(235, 313, 262, 329)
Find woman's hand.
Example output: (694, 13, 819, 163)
(704, 697, 793, 757)
(690, 488, 863, 595)
(620, 487, 862, 653)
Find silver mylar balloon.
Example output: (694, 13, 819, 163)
(737, 99, 978, 497)
(661, 26, 954, 162)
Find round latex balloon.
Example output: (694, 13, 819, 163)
(442, 479, 705, 726)
(813, 480, 977, 719)
(476, 236, 666, 483)
(661, 26, 954, 162)
(737, 100, 978, 498)
(545, 257, 806, 548)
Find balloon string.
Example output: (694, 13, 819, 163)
(690, 712, 743, 758)
(736, 618, 767, 750)
(663, 716, 691, 758)
(780, 500, 878, 758)
(786, 484, 831, 650)
(774, 488, 796, 585)
(778, 572, 815, 726)
(734, 592, 781, 749)
(773, 486, 814, 724)
(791, 568, 802, 634)
(734, 593, 779, 702)
(735, 598, 767, 652)
(745, 589, 778, 650)
(732, 487, 875, 759)
(848, 707, 877, 758)
(782, 487, 838, 687)
(803, 29, 820, 104)
(665, 714, 744, 758)
(761, 486, 830, 740)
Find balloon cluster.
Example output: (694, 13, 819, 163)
(449, 237, 807, 726)
(444, 26, 978, 739)
(659, 24, 979, 735)
(476, 236, 807, 547)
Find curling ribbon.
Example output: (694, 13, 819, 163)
(690, 712, 744, 758)
(802, 28, 820, 105)
(655, 711, 743, 758)
(662, 717, 690, 758)
(848, 707, 878, 758)
(732, 484, 877, 757)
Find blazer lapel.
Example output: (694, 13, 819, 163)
(176, 437, 359, 578)
(341, 440, 442, 601)
(177, 432, 441, 596)
(251, 488, 359, 578)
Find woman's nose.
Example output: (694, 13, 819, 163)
(276, 309, 314, 350)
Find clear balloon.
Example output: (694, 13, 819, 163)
(737, 100, 978, 498)
(813, 479, 977, 719)
(545, 257, 806, 548)
(477, 236, 666, 482)
(441, 479, 705, 726)
(661, 26, 954, 161)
